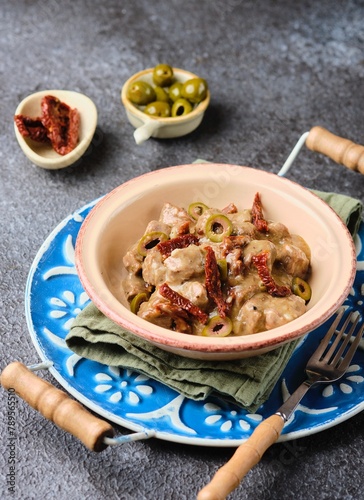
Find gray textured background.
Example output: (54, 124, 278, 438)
(1, 1, 364, 499)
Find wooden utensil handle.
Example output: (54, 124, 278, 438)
(197, 414, 284, 500)
(306, 126, 364, 174)
(0, 361, 114, 451)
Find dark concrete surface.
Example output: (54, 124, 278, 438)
(1, 1, 364, 499)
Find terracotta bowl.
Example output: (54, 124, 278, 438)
(121, 67, 210, 144)
(75, 163, 356, 360)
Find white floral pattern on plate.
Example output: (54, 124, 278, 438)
(25, 200, 364, 446)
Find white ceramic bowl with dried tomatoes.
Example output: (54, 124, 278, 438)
(14, 89, 97, 169)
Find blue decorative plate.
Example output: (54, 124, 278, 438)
(25, 200, 364, 447)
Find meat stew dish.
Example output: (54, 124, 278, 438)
(122, 193, 311, 337)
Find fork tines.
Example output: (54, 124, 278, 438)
(318, 309, 364, 370)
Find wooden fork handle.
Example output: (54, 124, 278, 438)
(0, 362, 114, 451)
(197, 414, 284, 500)
(306, 126, 364, 174)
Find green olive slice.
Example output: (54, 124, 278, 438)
(202, 315, 232, 337)
(205, 214, 232, 242)
(188, 202, 209, 220)
(130, 292, 150, 314)
(217, 259, 228, 281)
(137, 231, 168, 256)
(292, 277, 312, 303)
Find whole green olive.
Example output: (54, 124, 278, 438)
(153, 64, 174, 87)
(171, 98, 193, 117)
(169, 82, 183, 102)
(127, 81, 156, 105)
(144, 101, 171, 117)
(181, 78, 208, 104)
(154, 86, 170, 103)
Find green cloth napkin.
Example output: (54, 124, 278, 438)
(311, 190, 362, 238)
(66, 190, 362, 413)
(67, 303, 297, 412)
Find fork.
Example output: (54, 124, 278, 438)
(197, 309, 364, 500)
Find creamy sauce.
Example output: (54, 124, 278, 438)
(122, 199, 311, 336)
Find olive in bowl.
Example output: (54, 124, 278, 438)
(121, 66, 210, 145)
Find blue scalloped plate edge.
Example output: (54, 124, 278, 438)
(24, 199, 364, 447)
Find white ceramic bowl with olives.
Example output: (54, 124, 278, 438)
(121, 65, 210, 144)
(75, 163, 356, 360)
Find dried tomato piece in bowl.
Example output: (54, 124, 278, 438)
(14, 95, 80, 156)
(14, 115, 50, 144)
(41, 95, 80, 155)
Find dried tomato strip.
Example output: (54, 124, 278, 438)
(41, 95, 80, 155)
(251, 192, 268, 232)
(159, 283, 208, 324)
(14, 115, 50, 143)
(157, 234, 200, 258)
(205, 246, 229, 317)
(252, 251, 291, 297)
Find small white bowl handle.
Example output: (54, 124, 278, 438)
(133, 119, 160, 145)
